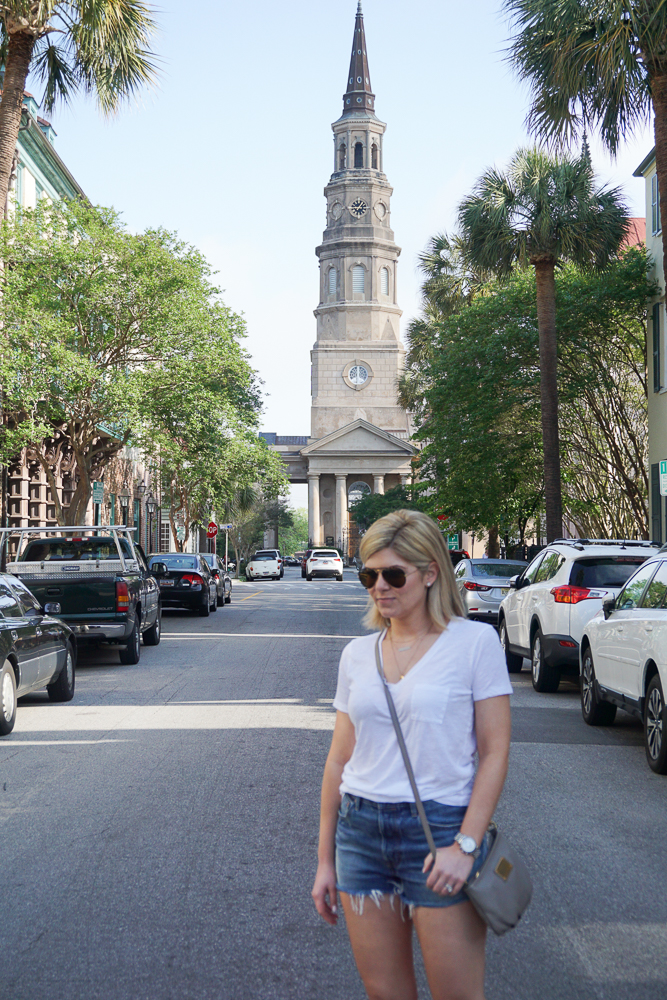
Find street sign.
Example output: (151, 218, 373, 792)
(176, 526, 185, 541)
(447, 533, 459, 550)
(207, 522, 218, 538)
(661, 460, 667, 497)
(92, 481, 104, 504)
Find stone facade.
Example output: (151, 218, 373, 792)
(262, 3, 416, 555)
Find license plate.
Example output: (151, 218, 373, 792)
(500, 588, 508, 596)
(160, 579, 174, 587)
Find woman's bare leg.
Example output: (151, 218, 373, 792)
(340, 892, 418, 1000)
(413, 900, 487, 1000)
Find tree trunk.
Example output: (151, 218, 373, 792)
(533, 259, 563, 542)
(0, 32, 36, 218)
(487, 524, 500, 558)
(652, 71, 667, 301)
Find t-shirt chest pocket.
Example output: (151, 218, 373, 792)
(410, 683, 449, 724)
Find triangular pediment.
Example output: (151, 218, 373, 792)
(301, 419, 417, 457)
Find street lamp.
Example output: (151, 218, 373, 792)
(146, 494, 158, 553)
(119, 490, 130, 527)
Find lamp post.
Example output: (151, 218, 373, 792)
(119, 490, 130, 527)
(146, 495, 158, 553)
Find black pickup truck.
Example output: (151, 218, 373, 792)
(7, 527, 166, 665)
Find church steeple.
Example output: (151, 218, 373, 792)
(343, 2, 375, 115)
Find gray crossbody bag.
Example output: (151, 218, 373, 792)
(374, 634, 532, 936)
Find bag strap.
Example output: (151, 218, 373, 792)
(374, 633, 438, 862)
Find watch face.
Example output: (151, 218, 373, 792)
(348, 365, 369, 385)
(349, 198, 368, 219)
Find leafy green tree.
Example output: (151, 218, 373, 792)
(458, 146, 629, 541)
(0, 1, 158, 215)
(278, 507, 309, 556)
(349, 486, 428, 533)
(505, 0, 667, 293)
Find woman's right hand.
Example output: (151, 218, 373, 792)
(312, 861, 338, 925)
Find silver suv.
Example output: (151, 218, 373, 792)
(498, 540, 659, 692)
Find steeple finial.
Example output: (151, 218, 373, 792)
(343, 2, 375, 115)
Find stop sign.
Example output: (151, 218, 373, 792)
(207, 521, 218, 538)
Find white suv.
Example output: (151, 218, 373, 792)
(498, 540, 659, 692)
(306, 549, 344, 581)
(579, 549, 667, 773)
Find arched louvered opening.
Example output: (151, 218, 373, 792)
(372, 143, 379, 169)
(328, 267, 337, 295)
(380, 267, 389, 296)
(354, 142, 364, 168)
(339, 144, 346, 170)
(352, 265, 365, 294)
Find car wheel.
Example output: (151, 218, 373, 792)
(301, 570, 305, 578)
(143, 606, 162, 646)
(48, 643, 76, 702)
(531, 628, 560, 693)
(498, 617, 522, 674)
(580, 646, 616, 726)
(199, 596, 210, 617)
(337, 575, 343, 582)
(119, 618, 141, 665)
(645, 674, 667, 774)
(306, 574, 313, 581)
(0, 659, 17, 736)
(210, 590, 217, 612)
(225, 589, 231, 604)
(217, 591, 224, 607)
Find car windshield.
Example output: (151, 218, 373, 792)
(570, 557, 647, 589)
(471, 562, 526, 578)
(152, 555, 199, 570)
(252, 553, 276, 561)
(201, 554, 217, 567)
(313, 551, 339, 558)
(21, 537, 132, 561)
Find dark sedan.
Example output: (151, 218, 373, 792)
(148, 554, 217, 616)
(201, 553, 232, 606)
(0, 572, 76, 736)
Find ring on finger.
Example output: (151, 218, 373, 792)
(444, 883, 453, 894)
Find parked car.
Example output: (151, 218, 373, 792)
(454, 559, 528, 626)
(149, 553, 217, 616)
(8, 527, 163, 665)
(200, 553, 232, 606)
(447, 549, 470, 568)
(284, 556, 300, 567)
(498, 539, 659, 691)
(579, 551, 667, 772)
(0, 572, 77, 736)
(301, 549, 313, 579)
(246, 550, 282, 582)
(306, 549, 344, 581)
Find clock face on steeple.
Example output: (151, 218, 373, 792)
(349, 198, 368, 219)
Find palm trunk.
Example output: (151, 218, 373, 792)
(0, 32, 36, 218)
(652, 72, 667, 303)
(533, 259, 563, 542)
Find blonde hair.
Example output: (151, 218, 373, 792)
(359, 509, 465, 631)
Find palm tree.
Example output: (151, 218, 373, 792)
(458, 146, 629, 541)
(0, 1, 158, 216)
(504, 0, 667, 291)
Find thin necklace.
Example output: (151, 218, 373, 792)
(388, 627, 432, 680)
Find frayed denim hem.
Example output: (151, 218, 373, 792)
(339, 888, 414, 920)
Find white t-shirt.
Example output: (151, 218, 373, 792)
(333, 619, 513, 806)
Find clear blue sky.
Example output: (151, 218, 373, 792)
(35, 0, 652, 488)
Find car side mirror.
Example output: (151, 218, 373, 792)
(509, 575, 519, 590)
(151, 562, 168, 577)
(603, 596, 616, 620)
(44, 602, 61, 615)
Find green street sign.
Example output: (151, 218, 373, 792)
(661, 460, 667, 497)
(92, 481, 104, 504)
(176, 526, 185, 541)
(447, 533, 459, 550)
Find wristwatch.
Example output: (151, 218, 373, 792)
(454, 832, 480, 858)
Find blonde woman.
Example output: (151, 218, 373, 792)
(312, 510, 512, 1000)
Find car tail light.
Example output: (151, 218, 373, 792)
(212, 572, 220, 580)
(116, 580, 130, 611)
(463, 581, 492, 592)
(311, 558, 318, 562)
(550, 585, 607, 604)
(181, 573, 204, 587)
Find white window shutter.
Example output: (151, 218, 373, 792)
(328, 268, 336, 295)
(353, 265, 365, 293)
(381, 267, 389, 295)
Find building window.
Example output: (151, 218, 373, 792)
(133, 499, 140, 544)
(328, 267, 336, 295)
(372, 143, 378, 169)
(380, 266, 389, 295)
(652, 463, 663, 544)
(352, 265, 365, 294)
(109, 493, 116, 525)
(338, 144, 346, 170)
(652, 173, 662, 235)
(354, 142, 364, 168)
(653, 302, 662, 392)
(94, 503, 101, 527)
(348, 481, 371, 507)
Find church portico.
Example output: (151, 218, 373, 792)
(261, 3, 416, 556)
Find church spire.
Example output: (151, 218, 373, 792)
(343, 2, 375, 115)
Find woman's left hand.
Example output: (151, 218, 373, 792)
(423, 844, 474, 896)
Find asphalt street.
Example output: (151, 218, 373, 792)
(2, 567, 667, 999)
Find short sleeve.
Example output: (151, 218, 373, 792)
(470, 626, 513, 701)
(333, 643, 353, 713)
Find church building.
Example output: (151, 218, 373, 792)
(262, 3, 416, 554)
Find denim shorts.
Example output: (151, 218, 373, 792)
(335, 793, 489, 911)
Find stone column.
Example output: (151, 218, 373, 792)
(373, 475, 385, 495)
(308, 474, 321, 546)
(400, 475, 409, 486)
(335, 475, 348, 551)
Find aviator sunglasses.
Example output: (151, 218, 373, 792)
(358, 566, 418, 589)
